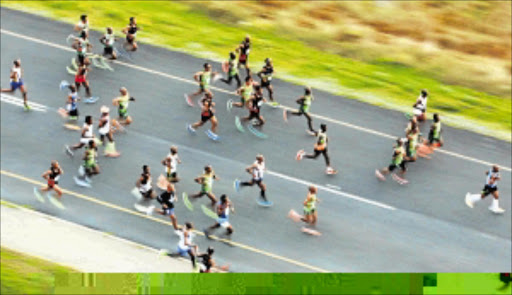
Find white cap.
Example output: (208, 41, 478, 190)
(100, 106, 110, 113)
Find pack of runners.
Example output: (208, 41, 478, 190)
(4, 14, 507, 273)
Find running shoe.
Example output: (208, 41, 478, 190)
(227, 99, 233, 111)
(296, 150, 305, 161)
(65, 145, 74, 157)
(203, 229, 211, 240)
(375, 169, 386, 181)
(464, 193, 474, 208)
(24, 105, 31, 112)
(146, 205, 155, 216)
(187, 124, 196, 134)
(489, 206, 505, 214)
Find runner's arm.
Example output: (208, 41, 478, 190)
(41, 170, 50, 180)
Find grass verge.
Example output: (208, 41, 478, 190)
(1, 1, 510, 141)
(1, 247, 76, 295)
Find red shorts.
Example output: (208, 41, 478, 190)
(75, 75, 86, 83)
(48, 179, 55, 188)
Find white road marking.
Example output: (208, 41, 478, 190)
(1, 28, 510, 172)
(269, 170, 395, 210)
(1, 93, 47, 112)
(326, 184, 342, 190)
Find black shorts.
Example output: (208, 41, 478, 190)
(388, 162, 406, 172)
(104, 46, 114, 55)
(167, 172, 177, 180)
(126, 34, 135, 43)
(78, 54, 85, 66)
(248, 111, 260, 120)
(261, 80, 271, 88)
(140, 189, 153, 199)
(482, 185, 498, 196)
(69, 108, 79, 117)
(428, 130, 441, 144)
(201, 114, 213, 123)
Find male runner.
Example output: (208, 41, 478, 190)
(98, 106, 119, 156)
(148, 183, 180, 229)
(422, 113, 443, 153)
(465, 165, 505, 214)
(74, 65, 92, 98)
(70, 31, 92, 68)
(241, 85, 266, 127)
(35, 161, 64, 200)
(288, 186, 319, 226)
(122, 17, 140, 51)
(404, 125, 420, 164)
(410, 89, 428, 122)
(220, 52, 241, 88)
(112, 87, 135, 131)
(100, 27, 117, 59)
(187, 99, 219, 139)
(60, 84, 80, 120)
(160, 146, 181, 184)
(284, 87, 315, 134)
(204, 194, 234, 240)
(185, 63, 218, 103)
(74, 14, 89, 34)
(297, 124, 337, 174)
(257, 58, 275, 103)
(189, 165, 218, 207)
(163, 222, 198, 268)
(234, 154, 271, 206)
(236, 35, 251, 77)
(197, 247, 215, 273)
(375, 138, 407, 184)
(2, 59, 30, 111)
(136, 165, 157, 199)
(74, 140, 100, 186)
(65, 115, 94, 157)
(229, 76, 254, 109)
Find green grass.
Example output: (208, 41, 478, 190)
(1, 247, 76, 295)
(2, 1, 510, 141)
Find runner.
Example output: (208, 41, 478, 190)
(233, 154, 271, 206)
(375, 138, 408, 184)
(257, 58, 275, 103)
(98, 106, 120, 157)
(229, 76, 254, 109)
(162, 222, 198, 269)
(404, 125, 420, 164)
(136, 165, 157, 199)
(185, 63, 218, 104)
(65, 115, 94, 157)
(409, 89, 428, 122)
(74, 140, 100, 186)
(112, 87, 135, 131)
(74, 64, 93, 99)
(465, 165, 505, 214)
(1, 59, 30, 111)
(187, 99, 219, 140)
(296, 124, 337, 174)
(283, 87, 315, 135)
(148, 183, 180, 230)
(241, 85, 266, 127)
(220, 52, 241, 88)
(236, 35, 251, 78)
(288, 186, 321, 235)
(422, 113, 443, 153)
(189, 165, 218, 207)
(122, 17, 140, 52)
(100, 27, 117, 60)
(160, 146, 181, 185)
(197, 247, 215, 273)
(35, 161, 64, 200)
(74, 14, 89, 34)
(204, 194, 234, 240)
(58, 84, 80, 120)
(70, 31, 92, 68)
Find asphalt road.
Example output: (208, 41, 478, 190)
(1, 7, 511, 272)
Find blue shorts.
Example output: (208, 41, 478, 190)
(163, 207, 175, 216)
(10, 80, 23, 91)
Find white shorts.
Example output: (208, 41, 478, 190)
(217, 217, 230, 228)
(80, 137, 94, 144)
(98, 128, 109, 135)
(413, 108, 424, 116)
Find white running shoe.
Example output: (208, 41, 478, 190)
(146, 205, 155, 216)
(489, 206, 505, 214)
(465, 193, 474, 209)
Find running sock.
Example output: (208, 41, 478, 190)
(260, 190, 267, 201)
(491, 198, 499, 209)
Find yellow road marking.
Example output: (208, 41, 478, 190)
(1, 169, 329, 272)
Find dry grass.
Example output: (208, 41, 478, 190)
(187, 0, 511, 98)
